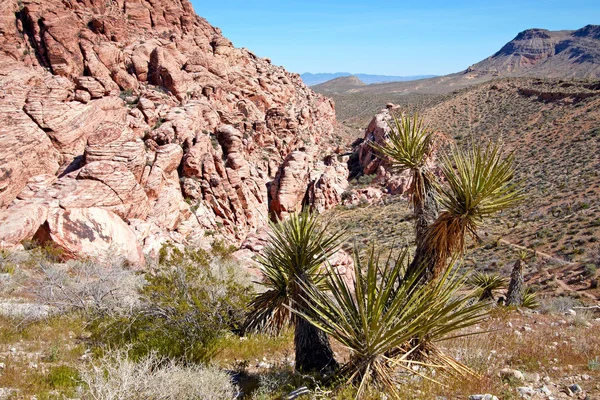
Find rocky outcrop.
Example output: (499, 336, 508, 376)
(33, 208, 145, 266)
(358, 109, 393, 175)
(356, 108, 414, 195)
(467, 25, 600, 78)
(0, 203, 48, 247)
(0, 0, 342, 260)
(270, 148, 349, 219)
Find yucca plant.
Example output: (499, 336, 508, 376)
(414, 143, 523, 281)
(369, 114, 439, 248)
(522, 287, 540, 309)
(506, 250, 530, 306)
(292, 247, 488, 398)
(243, 211, 344, 372)
(468, 271, 507, 301)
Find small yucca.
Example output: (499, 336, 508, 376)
(293, 247, 488, 398)
(522, 288, 540, 309)
(468, 271, 507, 301)
(243, 211, 344, 372)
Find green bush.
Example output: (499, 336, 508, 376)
(583, 263, 597, 278)
(90, 246, 252, 363)
(47, 365, 80, 389)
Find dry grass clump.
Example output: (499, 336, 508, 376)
(79, 348, 237, 400)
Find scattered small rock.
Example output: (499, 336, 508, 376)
(517, 386, 535, 397)
(568, 383, 582, 394)
(539, 386, 552, 396)
(469, 395, 498, 400)
(500, 368, 524, 380)
(525, 372, 540, 383)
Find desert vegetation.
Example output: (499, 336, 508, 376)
(0, 196, 599, 399)
(1, 231, 598, 398)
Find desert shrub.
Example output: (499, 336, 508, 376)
(47, 365, 80, 390)
(583, 263, 598, 278)
(541, 296, 580, 314)
(35, 256, 142, 319)
(211, 239, 238, 259)
(0, 249, 17, 275)
(78, 349, 236, 400)
(90, 246, 252, 363)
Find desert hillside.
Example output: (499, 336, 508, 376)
(0, 2, 599, 399)
(329, 77, 600, 300)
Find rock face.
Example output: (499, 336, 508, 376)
(270, 148, 349, 219)
(356, 108, 413, 195)
(467, 25, 600, 78)
(0, 0, 343, 260)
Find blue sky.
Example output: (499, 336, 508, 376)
(189, 1, 600, 76)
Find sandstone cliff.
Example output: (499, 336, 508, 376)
(0, 0, 347, 261)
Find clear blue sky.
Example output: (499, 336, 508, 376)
(189, 1, 600, 76)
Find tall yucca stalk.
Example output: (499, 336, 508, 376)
(243, 211, 344, 372)
(506, 250, 530, 306)
(416, 143, 523, 280)
(293, 247, 488, 398)
(369, 114, 439, 243)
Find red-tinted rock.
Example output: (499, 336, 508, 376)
(0, 202, 48, 248)
(34, 207, 144, 266)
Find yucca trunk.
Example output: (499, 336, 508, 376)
(506, 259, 525, 306)
(292, 275, 337, 372)
(406, 171, 439, 282)
(294, 315, 337, 372)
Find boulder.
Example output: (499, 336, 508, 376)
(269, 150, 312, 219)
(34, 208, 144, 267)
(0, 202, 48, 247)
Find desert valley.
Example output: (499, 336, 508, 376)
(0, 0, 599, 399)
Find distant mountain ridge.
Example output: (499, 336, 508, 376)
(313, 25, 600, 96)
(467, 24, 600, 78)
(300, 72, 437, 86)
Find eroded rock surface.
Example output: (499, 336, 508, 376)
(0, 0, 344, 260)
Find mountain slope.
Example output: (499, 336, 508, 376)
(468, 25, 600, 78)
(314, 25, 600, 97)
(311, 76, 366, 93)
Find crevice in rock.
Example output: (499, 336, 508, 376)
(21, 105, 62, 153)
(15, 10, 50, 69)
(81, 174, 128, 205)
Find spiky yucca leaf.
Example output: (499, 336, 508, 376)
(243, 211, 344, 334)
(423, 143, 523, 278)
(522, 288, 540, 309)
(468, 272, 507, 301)
(292, 247, 488, 398)
(369, 113, 436, 207)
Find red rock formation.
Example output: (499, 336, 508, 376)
(0, 0, 344, 260)
(34, 208, 145, 266)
